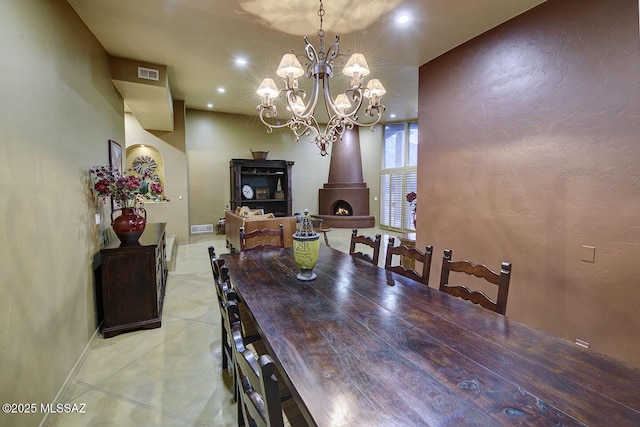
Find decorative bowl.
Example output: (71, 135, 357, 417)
(251, 150, 269, 159)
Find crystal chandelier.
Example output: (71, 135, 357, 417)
(256, 0, 386, 156)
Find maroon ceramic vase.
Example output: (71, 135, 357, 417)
(111, 207, 147, 245)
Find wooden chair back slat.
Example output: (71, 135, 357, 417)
(240, 224, 285, 251)
(349, 229, 382, 266)
(384, 237, 433, 286)
(439, 248, 512, 315)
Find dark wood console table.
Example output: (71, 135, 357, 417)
(99, 222, 167, 338)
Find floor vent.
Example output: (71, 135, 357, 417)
(138, 66, 159, 81)
(190, 224, 214, 234)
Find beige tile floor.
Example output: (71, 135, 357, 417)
(47, 226, 391, 427)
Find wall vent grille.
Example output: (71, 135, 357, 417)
(190, 224, 214, 234)
(138, 67, 160, 81)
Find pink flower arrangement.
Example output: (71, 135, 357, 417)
(89, 165, 169, 206)
(149, 182, 164, 195)
(406, 191, 417, 213)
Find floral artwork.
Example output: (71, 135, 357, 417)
(89, 165, 169, 209)
(109, 140, 123, 175)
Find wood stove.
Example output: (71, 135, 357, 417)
(316, 128, 375, 228)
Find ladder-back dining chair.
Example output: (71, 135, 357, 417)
(217, 259, 261, 348)
(209, 246, 261, 403)
(239, 224, 285, 251)
(229, 305, 305, 427)
(439, 248, 512, 315)
(384, 237, 433, 286)
(208, 247, 234, 372)
(349, 229, 382, 266)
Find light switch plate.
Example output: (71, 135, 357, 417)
(581, 245, 595, 263)
(575, 338, 590, 349)
(95, 213, 101, 225)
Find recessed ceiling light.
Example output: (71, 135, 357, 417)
(389, 113, 397, 119)
(397, 14, 410, 25)
(235, 57, 248, 67)
(207, 103, 213, 108)
(217, 87, 226, 94)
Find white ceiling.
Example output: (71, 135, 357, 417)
(67, 0, 546, 123)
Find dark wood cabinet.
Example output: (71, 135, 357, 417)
(99, 223, 167, 338)
(230, 159, 294, 217)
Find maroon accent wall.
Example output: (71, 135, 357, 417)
(418, 0, 640, 365)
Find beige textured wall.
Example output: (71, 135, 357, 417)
(185, 110, 383, 228)
(359, 128, 383, 223)
(0, 1, 125, 425)
(125, 101, 189, 243)
(418, 0, 640, 365)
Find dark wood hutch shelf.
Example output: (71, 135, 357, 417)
(99, 222, 167, 338)
(230, 159, 294, 217)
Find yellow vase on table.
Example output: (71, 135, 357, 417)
(293, 210, 320, 281)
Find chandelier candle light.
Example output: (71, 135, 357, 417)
(256, 0, 386, 156)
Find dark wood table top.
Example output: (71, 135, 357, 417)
(223, 246, 640, 426)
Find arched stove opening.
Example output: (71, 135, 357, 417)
(332, 200, 353, 216)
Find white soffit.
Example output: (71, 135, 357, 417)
(110, 57, 174, 131)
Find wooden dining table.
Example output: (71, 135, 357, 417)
(222, 245, 640, 426)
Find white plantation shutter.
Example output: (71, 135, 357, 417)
(380, 174, 391, 226)
(380, 172, 403, 228)
(404, 169, 417, 230)
(380, 121, 419, 231)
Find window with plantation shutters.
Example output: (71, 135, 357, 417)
(380, 172, 403, 228)
(404, 170, 417, 229)
(380, 122, 418, 231)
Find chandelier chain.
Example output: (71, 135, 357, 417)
(317, 0, 325, 58)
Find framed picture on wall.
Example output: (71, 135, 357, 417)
(109, 140, 123, 209)
(109, 139, 123, 175)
